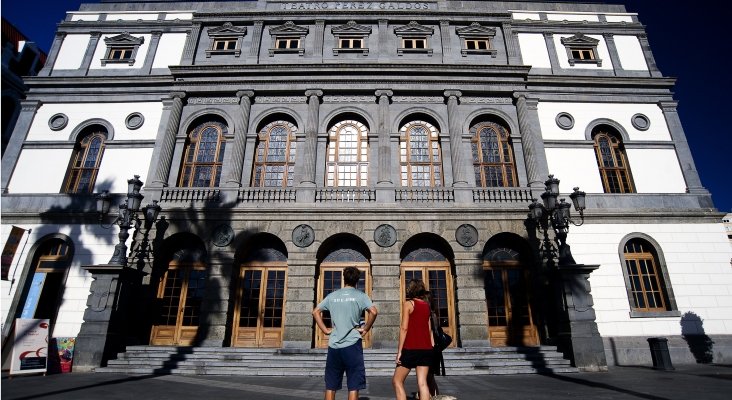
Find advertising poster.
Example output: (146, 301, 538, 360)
(10, 319, 49, 376)
(48, 337, 76, 373)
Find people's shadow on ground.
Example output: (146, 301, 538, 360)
(680, 311, 714, 364)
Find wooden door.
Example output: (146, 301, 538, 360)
(315, 263, 371, 349)
(232, 264, 287, 347)
(150, 262, 207, 346)
(484, 266, 539, 347)
(400, 262, 456, 348)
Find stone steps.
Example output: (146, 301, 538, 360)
(96, 346, 578, 376)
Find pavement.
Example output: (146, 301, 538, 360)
(2, 364, 732, 400)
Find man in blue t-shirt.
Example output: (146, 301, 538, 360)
(313, 266, 378, 400)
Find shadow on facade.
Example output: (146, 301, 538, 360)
(680, 311, 714, 364)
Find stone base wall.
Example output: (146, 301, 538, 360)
(603, 335, 732, 366)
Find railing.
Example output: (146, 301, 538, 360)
(396, 188, 455, 203)
(160, 187, 221, 203)
(238, 188, 297, 203)
(315, 188, 376, 202)
(472, 188, 533, 203)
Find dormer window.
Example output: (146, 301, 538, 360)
(206, 22, 247, 57)
(332, 21, 371, 56)
(101, 32, 144, 66)
(456, 23, 498, 57)
(394, 21, 433, 56)
(561, 33, 602, 66)
(269, 21, 308, 56)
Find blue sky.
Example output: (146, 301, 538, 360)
(3, 1, 729, 213)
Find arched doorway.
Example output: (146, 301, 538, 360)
(315, 234, 372, 349)
(232, 233, 288, 347)
(150, 235, 208, 346)
(483, 235, 539, 347)
(400, 234, 456, 348)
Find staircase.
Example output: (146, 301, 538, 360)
(95, 346, 578, 376)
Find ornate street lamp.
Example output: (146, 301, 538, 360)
(528, 175, 586, 266)
(96, 175, 162, 266)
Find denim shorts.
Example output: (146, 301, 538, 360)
(325, 340, 366, 391)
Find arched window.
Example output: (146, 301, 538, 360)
(252, 120, 297, 188)
(621, 237, 677, 315)
(64, 131, 106, 193)
(471, 121, 517, 187)
(594, 130, 634, 193)
(179, 121, 227, 187)
(326, 120, 368, 187)
(400, 120, 442, 187)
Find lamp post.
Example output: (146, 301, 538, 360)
(95, 175, 161, 266)
(528, 175, 586, 266)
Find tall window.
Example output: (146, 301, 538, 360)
(471, 121, 517, 187)
(326, 120, 368, 187)
(64, 131, 106, 193)
(179, 121, 227, 187)
(400, 120, 442, 187)
(623, 238, 671, 312)
(594, 130, 634, 193)
(20, 238, 72, 327)
(252, 121, 297, 188)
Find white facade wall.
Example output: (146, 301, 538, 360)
(0, 223, 124, 337)
(70, 13, 101, 22)
(511, 12, 541, 21)
(626, 149, 686, 193)
(90, 33, 152, 70)
(8, 149, 73, 193)
(605, 15, 634, 23)
(517, 33, 551, 69)
(544, 148, 604, 193)
(570, 223, 732, 336)
(96, 148, 155, 193)
(614, 35, 649, 71)
(53, 34, 90, 70)
(547, 13, 600, 23)
(165, 13, 193, 20)
(106, 13, 159, 21)
(554, 34, 613, 70)
(152, 33, 187, 69)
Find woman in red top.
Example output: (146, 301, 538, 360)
(393, 279, 434, 400)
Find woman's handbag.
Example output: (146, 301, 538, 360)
(430, 312, 452, 351)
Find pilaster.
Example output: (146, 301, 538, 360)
(1, 100, 41, 193)
(151, 93, 185, 188)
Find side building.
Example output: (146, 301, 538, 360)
(1, 0, 730, 371)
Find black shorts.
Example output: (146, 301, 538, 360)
(399, 349, 434, 369)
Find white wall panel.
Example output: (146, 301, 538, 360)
(89, 34, 151, 70)
(517, 33, 551, 69)
(27, 102, 163, 142)
(626, 148, 686, 193)
(70, 14, 100, 22)
(537, 102, 671, 141)
(554, 34, 613, 70)
(106, 13, 159, 21)
(605, 15, 634, 23)
(95, 148, 154, 193)
(53, 34, 90, 70)
(614, 35, 648, 71)
(544, 147, 604, 193)
(165, 13, 193, 20)
(547, 13, 599, 22)
(152, 33, 187, 69)
(511, 12, 541, 21)
(8, 149, 71, 193)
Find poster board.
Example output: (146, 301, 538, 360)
(10, 319, 49, 376)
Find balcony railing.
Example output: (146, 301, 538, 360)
(396, 188, 455, 202)
(315, 188, 376, 202)
(160, 187, 221, 203)
(472, 187, 533, 203)
(238, 188, 297, 203)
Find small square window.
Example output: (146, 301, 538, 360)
(214, 38, 237, 51)
(109, 47, 134, 60)
(276, 37, 300, 49)
(561, 34, 603, 67)
(100, 33, 144, 66)
(339, 38, 362, 49)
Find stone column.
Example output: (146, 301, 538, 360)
(439, 20, 450, 63)
(375, 90, 395, 203)
(515, 95, 549, 188)
(445, 90, 466, 187)
(659, 101, 707, 194)
(502, 22, 520, 64)
(543, 33, 560, 74)
(282, 257, 317, 349)
(298, 90, 322, 203)
(181, 23, 201, 65)
(638, 33, 662, 77)
(225, 91, 254, 188)
(314, 20, 325, 61)
(73, 264, 143, 371)
(38, 32, 66, 76)
(602, 33, 623, 77)
(1, 100, 40, 193)
(81, 32, 102, 75)
(455, 257, 489, 347)
(247, 20, 263, 62)
(553, 264, 608, 372)
(141, 31, 162, 74)
(378, 20, 388, 63)
(151, 93, 185, 187)
(369, 254, 401, 348)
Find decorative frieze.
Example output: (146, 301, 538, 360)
(392, 96, 443, 103)
(187, 97, 239, 105)
(461, 97, 513, 105)
(255, 96, 307, 104)
(323, 95, 376, 103)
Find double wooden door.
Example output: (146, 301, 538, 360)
(400, 262, 456, 348)
(150, 262, 207, 346)
(315, 263, 372, 349)
(484, 265, 539, 346)
(232, 263, 287, 347)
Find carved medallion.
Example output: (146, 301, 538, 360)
(455, 224, 479, 247)
(374, 224, 397, 248)
(292, 224, 315, 248)
(211, 224, 234, 247)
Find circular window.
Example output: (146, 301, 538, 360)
(555, 112, 574, 130)
(48, 113, 69, 131)
(631, 113, 650, 131)
(125, 112, 145, 130)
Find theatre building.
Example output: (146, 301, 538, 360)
(2, 0, 731, 373)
